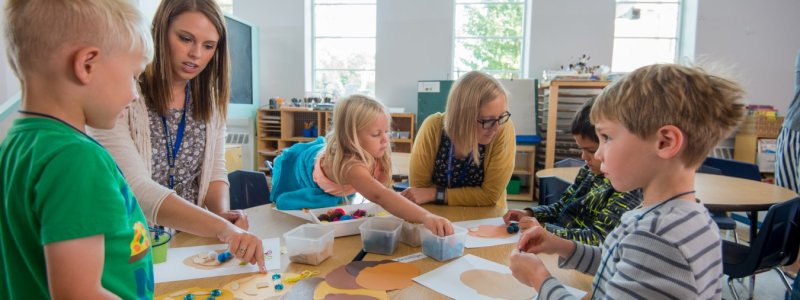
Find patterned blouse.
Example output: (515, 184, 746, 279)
(430, 131, 486, 188)
(527, 165, 642, 246)
(148, 102, 206, 205)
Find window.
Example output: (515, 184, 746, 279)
(453, 0, 526, 79)
(612, 0, 680, 72)
(216, 0, 233, 14)
(312, 0, 376, 98)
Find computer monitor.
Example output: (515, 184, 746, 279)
(224, 14, 259, 119)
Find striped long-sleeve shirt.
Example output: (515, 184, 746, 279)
(527, 166, 642, 246)
(538, 199, 723, 300)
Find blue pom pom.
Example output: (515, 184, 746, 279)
(275, 283, 284, 290)
(340, 215, 353, 221)
(205, 297, 215, 300)
(211, 289, 222, 296)
(217, 251, 232, 263)
(183, 294, 194, 300)
(272, 273, 281, 280)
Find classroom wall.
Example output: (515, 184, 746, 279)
(0, 0, 21, 105)
(235, 0, 307, 105)
(695, 0, 800, 113)
(527, 0, 615, 82)
(375, 0, 454, 112)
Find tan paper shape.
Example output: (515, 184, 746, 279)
(325, 265, 363, 289)
(468, 225, 514, 238)
(354, 262, 420, 291)
(459, 269, 537, 300)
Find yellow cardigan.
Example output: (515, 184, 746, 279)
(409, 113, 515, 207)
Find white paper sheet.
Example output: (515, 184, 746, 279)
(154, 238, 280, 283)
(413, 254, 587, 300)
(454, 217, 521, 248)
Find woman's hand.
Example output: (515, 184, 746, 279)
(217, 226, 266, 273)
(502, 209, 533, 224)
(509, 248, 551, 290)
(218, 209, 249, 230)
(422, 213, 454, 236)
(400, 187, 436, 204)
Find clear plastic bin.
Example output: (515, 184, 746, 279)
(400, 221, 423, 247)
(421, 225, 467, 261)
(358, 217, 403, 255)
(283, 224, 335, 265)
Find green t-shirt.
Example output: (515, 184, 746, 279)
(0, 118, 154, 299)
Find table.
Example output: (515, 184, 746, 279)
(155, 203, 593, 299)
(536, 167, 798, 241)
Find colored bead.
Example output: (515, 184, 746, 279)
(205, 297, 215, 300)
(506, 224, 519, 234)
(272, 273, 281, 280)
(217, 251, 232, 263)
(340, 215, 352, 221)
(183, 294, 194, 300)
(334, 208, 346, 215)
(317, 213, 330, 221)
(210, 289, 221, 296)
(274, 283, 284, 291)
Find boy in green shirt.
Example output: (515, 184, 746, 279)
(1, 0, 154, 298)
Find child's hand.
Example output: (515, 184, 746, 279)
(218, 209, 249, 230)
(509, 248, 551, 290)
(517, 226, 557, 255)
(217, 227, 266, 273)
(400, 187, 436, 204)
(518, 216, 541, 231)
(422, 213, 454, 236)
(502, 209, 533, 224)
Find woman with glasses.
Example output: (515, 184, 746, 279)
(401, 71, 516, 207)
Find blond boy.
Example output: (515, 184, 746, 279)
(509, 64, 745, 299)
(1, 0, 154, 298)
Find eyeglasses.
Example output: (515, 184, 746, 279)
(476, 111, 511, 129)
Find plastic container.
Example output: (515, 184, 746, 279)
(421, 225, 467, 261)
(359, 217, 403, 255)
(283, 224, 335, 265)
(400, 221, 423, 247)
(149, 228, 172, 264)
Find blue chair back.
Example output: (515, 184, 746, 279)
(228, 170, 271, 210)
(696, 165, 722, 175)
(555, 158, 586, 168)
(702, 157, 761, 181)
(538, 176, 571, 206)
(723, 197, 800, 278)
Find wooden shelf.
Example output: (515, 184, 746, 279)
(256, 108, 416, 178)
(509, 145, 536, 202)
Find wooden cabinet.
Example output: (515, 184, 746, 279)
(256, 108, 415, 176)
(537, 80, 609, 169)
(508, 145, 536, 201)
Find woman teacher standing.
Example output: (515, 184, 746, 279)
(89, 0, 265, 271)
(402, 71, 516, 207)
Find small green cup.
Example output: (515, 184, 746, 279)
(149, 230, 172, 264)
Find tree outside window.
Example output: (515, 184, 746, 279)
(454, 0, 526, 79)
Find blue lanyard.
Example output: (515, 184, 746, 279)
(446, 143, 469, 188)
(161, 83, 190, 189)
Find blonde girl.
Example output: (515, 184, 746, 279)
(272, 95, 453, 236)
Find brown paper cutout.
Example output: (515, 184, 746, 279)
(468, 225, 514, 238)
(459, 269, 537, 300)
(344, 260, 392, 277)
(325, 265, 363, 289)
(354, 262, 420, 291)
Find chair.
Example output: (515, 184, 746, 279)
(702, 157, 762, 181)
(697, 164, 739, 243)
(537, 176, 571, 206)
(228, 170, 271, 210)
(554, 158, 586, 168)
(722, 197, 800, 300)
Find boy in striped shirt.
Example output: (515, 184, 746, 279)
(509, 64, 746, 299)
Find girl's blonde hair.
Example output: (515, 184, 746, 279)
(444, 71, 508, 163)
(324, 95, 392, 188)
(140, 0, 230, 123)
